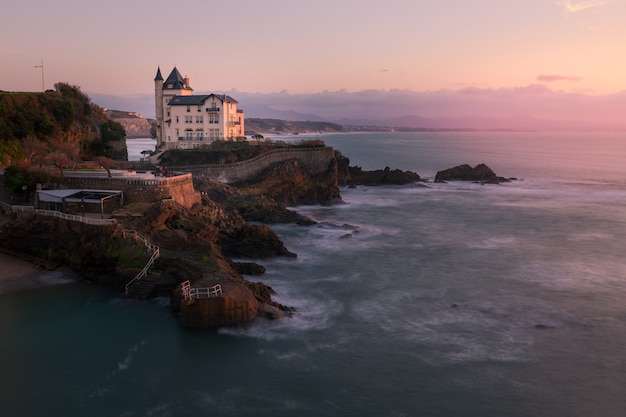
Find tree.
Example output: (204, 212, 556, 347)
(94, 156, 115, 178)
(3, 165, 49, 201)
(22, 136, 48, 167)
(0, 138, 22, 166)
(50, 137, 80, 170)
(46, 150, 70, 177)
(53, 99, 76, 130)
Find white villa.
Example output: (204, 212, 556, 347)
(154, 67, 245, 150)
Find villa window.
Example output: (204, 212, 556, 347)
(175, 116, 179, 123)
(197, 105, 202, 112)
(196, 116, 203, 123)
(186, 106, 191, 112)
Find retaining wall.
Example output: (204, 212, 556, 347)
(57, 173, 200, 208)
(178, 146, 336, 183)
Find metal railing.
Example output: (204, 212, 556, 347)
(35, 209, 117, 225)
(0, 201, 34, 214)
(1, 202, 116, 225)
(123, 230, 160, 295)
(190, 284, 223, 299)
(180, 280, 223, 300)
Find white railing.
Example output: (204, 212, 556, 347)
(123, 229, 160, 295)
(14, 205, 35, 213)
(0, 202, 115, 225)
(122, 229, 158, 252)
(190, 284, 223, 299)
(0, 201, 35, 213)
(35, 209, 116, 225)
(180, 280, 223, 300)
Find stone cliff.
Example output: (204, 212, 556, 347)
(105, 110, 155, 138)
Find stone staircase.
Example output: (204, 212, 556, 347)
(123, 230, 161, 299)
(124, 271, 160, 298)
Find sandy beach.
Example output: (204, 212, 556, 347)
(0, 252, 73, 294)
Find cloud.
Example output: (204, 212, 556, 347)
(90, 86, 626, 131)
(555, 0, 615, 13)
(537, 74, 581, 82)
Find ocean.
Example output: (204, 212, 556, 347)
(1, 132, 626, 417)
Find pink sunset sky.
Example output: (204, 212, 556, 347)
(2, 0, 625, 129)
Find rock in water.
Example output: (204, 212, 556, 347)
(435, 163, 509, 184)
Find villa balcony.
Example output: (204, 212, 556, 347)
(205, 108, 220, 113)
(178, 136, 210, 141)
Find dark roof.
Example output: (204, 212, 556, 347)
(217, 94, 239, 104)
(154, 67, 163, 81)
(38, 189, 123, 204)
(168, 95, 210, 106)
(168, 94, 239, 106)
(163, 67, 192, 91)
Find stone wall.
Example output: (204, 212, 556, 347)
(55, 173, 200, 208)
(181, 146, 336, 183)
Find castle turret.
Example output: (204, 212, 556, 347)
(154, 67, 164, 148)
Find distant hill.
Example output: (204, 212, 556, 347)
(335, 114, 602, 132)
(244, 118, 346, 135)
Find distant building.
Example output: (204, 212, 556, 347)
(154, 67, 245, 150)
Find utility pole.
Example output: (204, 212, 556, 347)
(34, 59, 44, 92)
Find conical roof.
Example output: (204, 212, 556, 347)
(163, 67, 191, 91)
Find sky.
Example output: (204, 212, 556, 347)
(2, 0, 626, 128)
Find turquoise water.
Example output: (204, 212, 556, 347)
(2, 132, 626, 416)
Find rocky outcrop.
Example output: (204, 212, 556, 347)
(232, 261, 266, 275)
(344, 166, 421, 186)
(173, 279, 260, 328)
(220, 223, 296, 259)
(435, 163, 510, 184)
(122, 199, 295, 326)
(232, 158, 342, 206)
(194, 176, 315, 225)
(336, 152, 420, 186)
(0, 194, 296, 329)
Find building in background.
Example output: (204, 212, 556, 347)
(154, 67, 245, 150)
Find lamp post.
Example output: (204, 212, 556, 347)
(34, 59, 44, 92)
